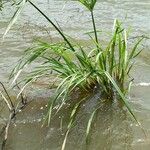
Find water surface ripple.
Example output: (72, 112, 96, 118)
(0, 0, 150, 150)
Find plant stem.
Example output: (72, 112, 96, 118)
(91, 11, 99, 50)
(0, 82, 15, 114)
(27, 0, 75, 52)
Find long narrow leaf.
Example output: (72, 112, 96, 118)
(27, 0, 75, 52)
(2, 0, 26, 40)
(104, 71, 140, 126)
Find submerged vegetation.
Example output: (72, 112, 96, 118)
(1, 0, 146, 149)
(0, 82, 27, 149)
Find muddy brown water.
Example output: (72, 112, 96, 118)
(0, 0, 150, 150)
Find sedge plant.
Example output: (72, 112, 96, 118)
(4, 0, 145, 149)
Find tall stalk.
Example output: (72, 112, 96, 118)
(91, 10, 98, 46)
(27, 0, 75, 52)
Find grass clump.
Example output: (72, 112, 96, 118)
(11, 19, 143, 124)
(6, 0, 145, 149)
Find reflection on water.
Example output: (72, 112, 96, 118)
(0, 0, 150, 150)
(1, 91, 135, 150)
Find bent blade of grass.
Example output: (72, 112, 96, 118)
(55, 74, 81, 114)
(95, 51, 102, 67)
(76, 53, 94, 71)
(47, 100, 53, 126)
(104, 71, 141, 126)
(0, 91, 12, 111)
(129, 38, 144, 60)
(67, 101, 81, 129)
(61, 54, 76, 73)
(45, 91, 64, 126)
(127, 63, 134, 75)
(61, 97, 87, 150)
(87, 48, 97, 58)
(61, 129, 70, 150)
(56, 75, 72, 92)
(11, 68, 23, 86)
(127, 81, 133, 94)
(48, 75, 78, 124)
(42, 97, 54, 127)
(125, 38, 143, 71)
(2, 0, 26, 40)
(17, 77, 34, 99)
(13, 44, 52, 80)
(70, 73, 91, 91)
(24, 47, 48, 65)
(132, 49, 143, 59)
(86, 108, 97, 141)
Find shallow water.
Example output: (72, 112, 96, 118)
(0, 0, 150, 150)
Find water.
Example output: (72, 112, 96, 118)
(0, 0, 150, 150)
